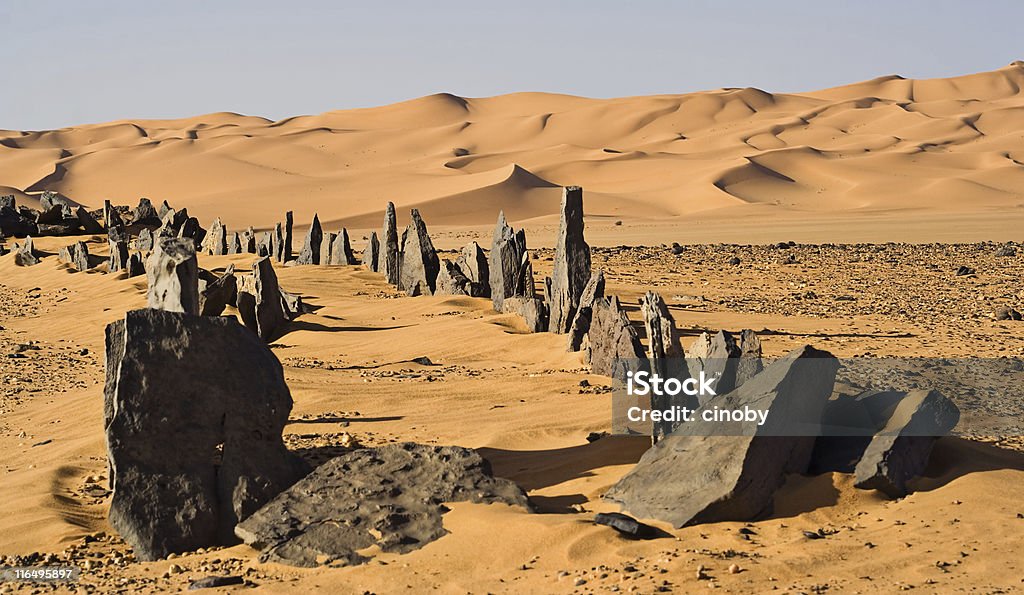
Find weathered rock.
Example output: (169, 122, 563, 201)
(295, 215, 323, 265)
(735, 329, 764, 387)
(567, 271, 605, 351)
(257, 232, 273, 258)
(235, 443, 529, 567)
(380, 202, 400, 285)
(584, 296, 647, 378)
(593, 512, 658, 538)
(206, 218, 227, 256)
(604, 346, 839, 527)
(398, 209, 440, 296)
(0, 204, 37, 237)
(455, 241, 490, 297)
(488, 211, 531, 310)
(109, 238, 129, 273)
(14, 236, 40, 266)
(104, 200, 124, 230)
(437, 259, 474, 296)
(283, 211, 293, 263)
(502, 296, 550, 333)
(236, 257, 290, 341)
(640, 291, 687, 441)
(58, 241, 91, 271)
(199, 265, 237, 317)
(280, 290, 303, 320)
(319, 232, 337, 266)
(133, 198, 162, 226)
(158, 200, 172, 219)
(39, 191, 74, 222)
(229, 232, 242, 255)
(363, 231, 380, 271)
(331, 229, 356, 265)
(76, 207, 104, 234)
(104, 309, 305, 560)
(853, 390, 959, 497)
(272, 222, 284, 263)
(0, 195, 14, 210)
(137, 228, 154, 252)
(689, 331, 742, 405)
(146, 238, 199, 315)
(243, 227, 257, 254)
(188, 576, 244, 590)
(126, 252, 145, 277)
(547, 186, 591, 333)
(177, 217, 206, 248)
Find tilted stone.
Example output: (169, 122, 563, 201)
(199, 265, 238, 317)
(501, 296, 550, 333)
(76, 207, 104, 234)
(104, 309, 305, 560)
(146, 238, 199, 314)
(380, 202, 400, 285)
(397, 210, 440, 295)
(455, 241, 490, 297)
(295, 214, 323, 265)
(567, 270, 606, 352)
(158, 200, 172, 219)
(137, 228, 154, 252)
(14, 236, 41, 267)
(235, 443, 529, 568)
(236, 257, 290, 342)
(547, 186, 591, 333)
(206, 218, 227, 255)
(177, 217, 206, 248)
(582, 295, 647, 379)
(604, 346, 839, 527)
(362, 231, 380, 271)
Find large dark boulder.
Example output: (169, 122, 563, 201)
(547, 186, 591, 333)
(604, 346, 838, 527)
(235, 443, 529, 567)
(76, 206, 104, 234)
(0, 204, 37, 237)
(146, 238, 199, 314)
(398, 209, 440, 296)
(104, 309, 305, 560)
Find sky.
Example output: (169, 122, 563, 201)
(3, 0, 1023, 130)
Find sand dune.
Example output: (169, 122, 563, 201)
(5, 64, 1024, 241)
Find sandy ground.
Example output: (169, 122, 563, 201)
(1, 63, 1024, 593)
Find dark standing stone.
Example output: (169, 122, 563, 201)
(547, 186, 591, 333)
(58, 241, 90, 271)
(283, 211, 293, 263)
(380, 202, 400, 285)
(488, 211, 530, 310)
(76, 207, 104, 234)
(236, 257, 290, 342)
(14, 236, 40, 266)
(257, 232, 273, 258)
(398, 210, 440, 295)
(363, 231, 380, 271)
(104, 309, 305, 560)
(584, 296, 647, 379)
(593, 512, 658, 538)
(1, 202, 38, 238)
(199, 265, 238, 317)
(243, 227, 257, 254)
(109, 238, 129, 273)
(736, 329, 764, 387)
(273, 222, 285, 263)
(178, 217, 206, 248)
(229, 232, 242, 255)
(146, 238, 199, 315)
(133, 198, 161, 226)
(104, 200, 124, 230)
(568, 270, 606, 352)
(234, 443, 529, 567)
(604, 346, 839, 527)
(126, 252, 145, 277)
(296, 215, 323, 265)
(853, 390, 959, 497)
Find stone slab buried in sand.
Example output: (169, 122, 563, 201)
(104, 309, 306, 560)
(235, 443, 530, 568)
(604, 345, 838, 528)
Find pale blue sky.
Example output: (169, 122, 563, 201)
(3, 0, 1022, 130)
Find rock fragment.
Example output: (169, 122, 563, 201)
(76, 207, 104, 234)
(146, 238, 199, 315)
(199, 265, 237, 317)
(236, 257, 290, 341)
(14, 236, 40, 267)
(58, 240, 91, 271)
(502, 296, 550, 333)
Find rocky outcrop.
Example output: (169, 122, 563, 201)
(146, 238, 199, 315)
(547, 186, 591, 333)
(584, 296, 647, 379)
(235, 443, 529, 567)
(604, 346, 839, 527)
(567, 270, 606, 351)
(398, 210, 440, 296)
(104, 309, 305, 560)
(295, 215, 323, 265)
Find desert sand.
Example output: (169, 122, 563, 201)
(1, 65, 1024, 594)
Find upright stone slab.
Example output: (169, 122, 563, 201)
(109, 238, 129, 273)
(14, 236, 40, 267)
(59, 240, 91, 271)
(363, 232, 380, 271)
(133, 198, 161, 226)
(296, 214, 323, 265)
(398, 210, 440, 296)
(488, 211, 530, 311)
(236, 257, 290, 342)
(584, 296, 647, 379)
(178, 217, 206, 248)
(146, 238, 199, 315)
(257, 232, 273, 257)
(126, 252, 145, 277)
(547, 186, 591, 333)
(137, 228, 154, 252)
(283, 211, 294, 263)
(604, 346, 839, 527)
(104, 200, 124, 230)
(199, 265, 238, 317)
(689, 331, 742, 405)
(273, 222, 285, 263)
(437, 260, 474, 296)
(243, 227, 257, 254)
(104, 309, 304, 560)
(640, 291, 686, 441)
(77, 207, 104, 234)
(229, 232, 242, 255)
(568, 270, 606, 352)
(331, 228, 356, 265)
(456, 241, 489, 297)
(207, 218, 227, 255)
(380, 202, 400, 285)
(736, 329, 764, 388)
(502, 296, 550, 333)
(319, 232, 337, 266)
